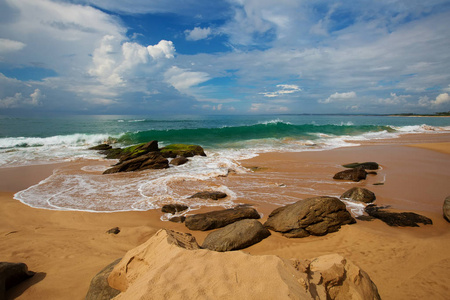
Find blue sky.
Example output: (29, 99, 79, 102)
(1, 0, 450, 115)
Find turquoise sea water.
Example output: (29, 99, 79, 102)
(1, 114, 449, 213)
(1, 114, 450, 167)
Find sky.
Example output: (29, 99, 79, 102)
(1, 0, 450, 115)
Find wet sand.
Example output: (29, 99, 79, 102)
(1, 133, 449, 299)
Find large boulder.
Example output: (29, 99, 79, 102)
(185, 206, 261, 231)
(189, 191, 227, 200)
(340, 187, 376, 203)
(107, 229, 381, 300)
(264, 196, 356, 238)
(202, 219, 271, 252)
(444, 196, 450, 222)
(333, 168, 368, 182)
(0, 262, 35, 298)
(117, 141, 159, 162)
(365, 205, 433, 227)
(85, 259, 121, 300)
(342, 162, 379, 170)
(103, 152, 169, 174)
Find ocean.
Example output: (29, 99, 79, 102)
(1, 114, 449, 214)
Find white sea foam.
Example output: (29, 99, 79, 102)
(8, 122, 450, 213)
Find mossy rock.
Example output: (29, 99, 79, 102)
(108, 141, 159, 161)
(160, 144, 206, 158)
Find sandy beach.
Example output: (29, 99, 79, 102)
(1, 133, 449, 299)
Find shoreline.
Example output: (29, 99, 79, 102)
(1, 133, 449, 299)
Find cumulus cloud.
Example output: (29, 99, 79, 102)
(319, 91, 356, 104)
(147, 40, 175, 59)
(260, 84, 301, 97)
(0, 89, 43, 108)
(418, 93, 450, 107)
(0, 38, 26, 53)
(185, 27, 212, 41)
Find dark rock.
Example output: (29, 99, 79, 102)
(160, 144, 206, 158)
(0, 262, 35, 297)
(85, 258, 121, 300)
(264, 196, 356, 238)
(185, 206, 261, 231)
(170, 156, 189, 166)
(373, 182, 384, 186)
(106, 227, 120, 234)
(104, 148, 123, 159)
(161, 204, 189, 214)
(356, 215, 376, 221)
(202, 219, 271, 252)
(365, 205, 433, 227)
(103, 152, 169, 174)
(89, 144, 112, 151)
(169, 216, 186, 223)
(444, 196, 450, 222)
(189, 191, 227, 200)
(118, 141, 159, 162)
(340, 187, 376, 203)
(333, 168, 367, 182)
(367, 171, 378, 175)
(342, 162, 379, 170)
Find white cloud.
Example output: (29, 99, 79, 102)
(88, 35, 123, 87)
(320, 91, 356, 104)
(147, 40, 175, 59)
(0, 38, 26, 53)
(30, 88, 44, 106)
(164, 66, 210, 93)
(378, 93, 410, 105)
(418, 93, 450, 107)
(185, 27, 212, 41)
(260, 84, 301, 97)
(434, 93, 450, 106)
(249, 102, 289, 113)
(0, 88, 43, 108)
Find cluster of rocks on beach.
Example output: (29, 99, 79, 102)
(3, 140, 449, 299)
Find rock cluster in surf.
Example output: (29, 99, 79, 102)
(89, 141, 206, 174)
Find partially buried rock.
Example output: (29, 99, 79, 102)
(103, 152, 169, 174)
(0, 262, 35, 297)
(333, 168, 367, 182)
(106, 227, 120, 235)
(185, 206, 261, 231)
(202, 219, 271, 252)
(443, 196, 450, 222)
(264, 196, 356, 238)
(340, 187, 376, 203)
(85, 258, 121, 300)
(170, 156, 189, 166)
(169, 216, 186, 223)
(161, 204, 189, 214)
(189, 191, 227, 200)
(365, 205, 433, 227)
(342, 162, 379, 170)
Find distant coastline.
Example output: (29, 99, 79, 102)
(389, 112, 450, 117)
